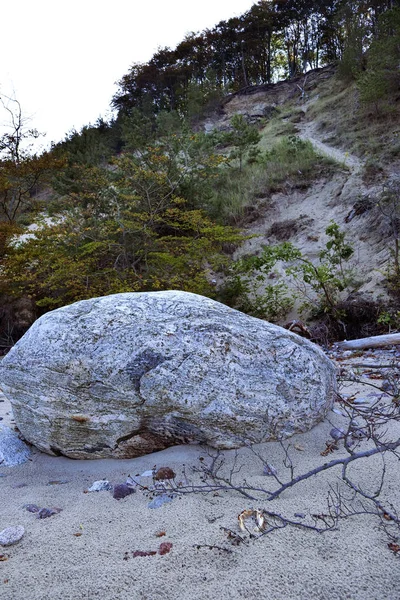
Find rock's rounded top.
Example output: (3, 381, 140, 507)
(0, 291, 336, 459)
(1, 289, 327, 364)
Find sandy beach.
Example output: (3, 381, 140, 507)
(1, 349, 400, 600)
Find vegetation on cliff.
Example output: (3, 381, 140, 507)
(0, 0, 400, 348)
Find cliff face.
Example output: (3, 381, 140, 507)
(205, 66, 397, 329)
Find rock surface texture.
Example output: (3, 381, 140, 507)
(0, 424, 31, 466)
(0, 526, 25, 546)
(0, 291, 336, 459)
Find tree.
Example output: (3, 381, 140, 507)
(0, 129, 242, 310)
(221, 115, 261, 172)
(357, 7, 400, 111)
(0, 95, 62, 223)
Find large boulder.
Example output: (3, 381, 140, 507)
(0, 291, 336, 459)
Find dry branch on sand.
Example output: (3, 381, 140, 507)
(130, 359, 400, 552)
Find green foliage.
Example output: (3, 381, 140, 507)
(185, 73, 225, 122)
(220, 115, 261, 172)
(0, 131, 242, 310)
(377, 309, 400, 332)
(53, 118, 120, 166)
(208, 136, 330, 223)
(357, 8, 400, 112)
(262, 136, 320, 184)
(112, 2, 397, 119)
(0, 153, 63, 223)
(337, 29, 366, 82)
(219, 272, 293, 322)
(222, 222, 355, 322)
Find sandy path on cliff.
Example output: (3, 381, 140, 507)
(297, 120, 363, 172)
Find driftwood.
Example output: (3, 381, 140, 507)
(336, 333, 400, 351)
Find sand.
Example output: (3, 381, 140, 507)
(1, 350, 400, 600)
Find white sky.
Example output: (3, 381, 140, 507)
(1, 0, 255, 150)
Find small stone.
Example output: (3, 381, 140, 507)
(87, 480, 113, 492)
(47, 480, 70, 486)
(154, 467, 175, 481)
(132, 550, 157, 557)
(37, 507, 62, 519)
(352, 397, 371, 405)
(382, 380, 395, 392)
(263, 464, 277, 476)
(0, 526, 25, 546)
(24, 504, 40, 513)
(113, 483, 135, 500)
(294, 443, 305, 451)
(330, 427, 345, 441)
(125, 476, 137, 489)
(148, 494, 175, 509)
(158, 542, 173, 555)
(155, 531, 166, 537)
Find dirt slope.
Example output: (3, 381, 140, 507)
(210, 67, 393, 320)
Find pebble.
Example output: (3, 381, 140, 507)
(0, 526, 25, 546)
(148, 494, 175, 509)
(113, 483, 135, 500)
(330, 427, 345, 441)
(24, 504, 40, 513)
(87, 480, 113, 492)
(263, 464, 278, 476)
(125, 476, 138, 488)
(23, 504, 62, 518)
(37, 507, 62, 519)
(47, 480, 70, 486)
(154, 467, 176, 481)
(158, 542, 173, 555)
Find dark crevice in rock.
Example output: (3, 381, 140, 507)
(49, 446, 64, 456)
(126, 350, 169, 392)
(169, 353, 192, 372)
(113, 429, 173, 458)
(83, 443, 112, 454)
(115, 430, 138, 447)
(75, 380, 105, 390)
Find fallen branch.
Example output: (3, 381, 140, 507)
(135, 366, 400, 550)
(336, 333, 400, 350)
